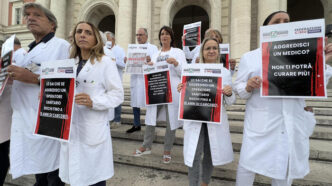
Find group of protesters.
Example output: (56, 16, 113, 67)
(1, 2, 332, 186)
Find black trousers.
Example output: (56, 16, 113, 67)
(0, 140, 10, 186)
(90, 181, 106, 186)
(34, 169, 64, 186)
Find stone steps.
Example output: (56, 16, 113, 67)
(110, 88, 332, 185)
(111, 125, 332, 162)
(119, 113, 332, 140)
(112, 138, 332, 186)
(120, 104, 332, 116)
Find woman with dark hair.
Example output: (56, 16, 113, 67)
(178, 38, 235, 186)
(234, 11, 332, 186)
(59, 21, 123, 186)
(133, 26, 186, 164)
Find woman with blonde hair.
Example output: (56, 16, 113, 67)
(178, 37, 235, 186)
(59, 21, 123, 186)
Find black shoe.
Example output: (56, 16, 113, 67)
(126, 126, 141, 133)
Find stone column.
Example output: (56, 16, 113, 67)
(257, 0, 287, 45)
(210, 0, 222, 31)
(230, 0, 251, 60)
(117, 0, 133, 51)
(135, 0, 151, 42)
(50, 0, 67, 39)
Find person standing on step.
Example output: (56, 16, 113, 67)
(59, 21, 123, 186)
(234, 11, 332, 186)
(7, 3, 69, 185)
(126, 28, 158, 133)
(133, 26, 186, 164)
(105, 31, 126, 129)
(178, 37, 235, 186)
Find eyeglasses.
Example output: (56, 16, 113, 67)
(204, 46, 218, 51)
(136, 34, 145, 36)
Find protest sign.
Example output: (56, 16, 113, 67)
(219, 43, 230, 69)
(260, 19, 326, 98)
(179, 64, 223, 124)
(143, 61, 172, 105)
(34, 59, 76, 141)
(0, 35, 15, 96)
(125, 44, 147, 74)
(183, 21, 201, 47)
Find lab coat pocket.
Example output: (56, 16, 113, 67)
(246, 108, 268, 133)
(298, 111, 316, 137)
(81, 120, 108, 146)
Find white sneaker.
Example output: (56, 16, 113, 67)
(110, 121, 121, 129)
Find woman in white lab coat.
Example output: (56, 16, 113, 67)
(59, 21, 123, 186)
(178, 38, 235, 186)
(234, 11, 332, 186)
(133, 26, 186, 164)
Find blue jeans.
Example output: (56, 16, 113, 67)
(113, 105, 122, 122)
(133, 107, 141, 127)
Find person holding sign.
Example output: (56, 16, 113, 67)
(178, 38, 235, 186)
(133, 26, 186, 164)
(58, 22, 123, 186)
(127, 28, 158, 133)
(234, 11, 331, 186)
(7, 3, 69, 185)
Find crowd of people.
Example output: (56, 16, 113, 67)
(0, 2, 332, 186)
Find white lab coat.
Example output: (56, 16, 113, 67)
(0, 48, 26, 144)
(182, 45, 200, 61)
(145, 47, 187, 130)
(183, 67, 235, 167)
(59, 56, 124, 186)
(109, 45, 126, 81)
(12, 48, 27, 64)
(10, 37, 70, 179)
(234, 48, 316, 181)
(130, 42, 158, 108)
(190, 46, 201, 63)
(103, 47, 118, 120)
(0, 85, 12, 143)
(326, 64, 332, 82)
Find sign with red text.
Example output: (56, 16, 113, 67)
(34, 59, 76, 142)
(260, 19, 326, 98)
(183, 21, 201, 47)
(219, 43, 230, 69)
(0, 35, 15, 96)
(125, 44, 147, 74)
(179, 64, 223, 124)
(143, 61, 172, 105)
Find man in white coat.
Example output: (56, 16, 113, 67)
(7, 3, 69, 185)
(104, 31, 126, 129)
(126, 28, 158, 133)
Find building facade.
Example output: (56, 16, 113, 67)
(1, 0, 331, 57)
(1, 0, 331, 85)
